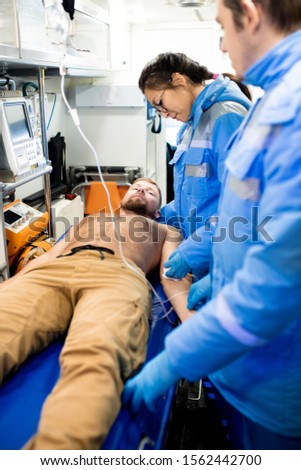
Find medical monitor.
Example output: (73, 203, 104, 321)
(0, 97, 46, 182)
(4, 102, 33, 145)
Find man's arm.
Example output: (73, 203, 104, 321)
(164, 217, 216, 280)
(160, 225, 197, 322)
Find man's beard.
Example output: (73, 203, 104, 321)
(121, 197, 152, 217)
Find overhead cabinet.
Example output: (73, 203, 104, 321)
(0, 0, 19, 60)
(18, 0, 62, 65)
(0, 0, 111, 76)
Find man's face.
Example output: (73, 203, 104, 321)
(121, 181, 161, 219)
(216, 0, 256, 78)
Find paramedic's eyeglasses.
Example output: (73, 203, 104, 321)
(154, 87, 169, 115)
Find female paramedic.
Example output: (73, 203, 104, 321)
(138, 52, 252, 299)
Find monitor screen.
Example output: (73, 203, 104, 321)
(4, 209, 22, 225)
(4, 102, 32, 145)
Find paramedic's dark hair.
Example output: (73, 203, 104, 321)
(138, 52, 252, 101)
(224, 0, 301, 33)
(132, 178, 162, 209)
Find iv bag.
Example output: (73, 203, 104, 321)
(44, 0, 69, 45)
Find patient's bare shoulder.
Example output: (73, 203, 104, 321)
(157, 222, 182, 243)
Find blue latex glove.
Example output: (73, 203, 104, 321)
(122, 351, 180, 413)
(187, 274, 211, 310)
(163, 251, 190, 279)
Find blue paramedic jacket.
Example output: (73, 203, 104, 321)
(165, 30, 301, 437)
(159, 75, 251, 276)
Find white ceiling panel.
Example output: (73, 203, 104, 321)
(122, 0, 217, 24)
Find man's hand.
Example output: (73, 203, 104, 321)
(187, 274, 211, 310)
(122, 351, 180, 413)
(163, 251, 190, 279)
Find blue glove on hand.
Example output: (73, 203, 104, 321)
(122, 351, 180, 413)
(163, 251, 190, 279)
(187, 274, 211, 310)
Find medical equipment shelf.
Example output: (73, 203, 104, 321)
(0, 49, 55, 276)
(0, 164, 52, 281)
(0, 165, 52, 195)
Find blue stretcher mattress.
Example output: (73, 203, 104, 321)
(0, 270, 178, 450)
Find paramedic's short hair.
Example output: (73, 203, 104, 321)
(224, 0, 301, 33)
(132, 178, 162, 209)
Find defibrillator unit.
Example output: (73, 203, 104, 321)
(4, 199, 48, 264)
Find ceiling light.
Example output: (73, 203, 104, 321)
(178, 0, 207, 7)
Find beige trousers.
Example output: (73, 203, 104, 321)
(0, 250, 151, 449)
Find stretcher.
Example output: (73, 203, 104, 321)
(0, 270, 179, 450)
